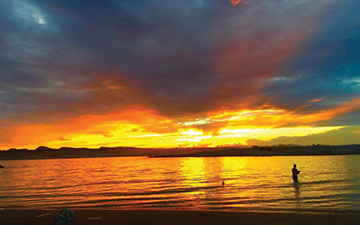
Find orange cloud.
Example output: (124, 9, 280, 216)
(1, 95, 359, 150)
(292, 98, 360, 125)
(230, 0, 241, 6)
(308, 98, 325, 103)
(0, 107, 170, 149)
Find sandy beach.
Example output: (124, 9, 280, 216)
(1, 209, 360, 225)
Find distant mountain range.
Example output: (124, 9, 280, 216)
(0, 145, 360, 160)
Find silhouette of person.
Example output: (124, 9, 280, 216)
(292, 164, 300, 182)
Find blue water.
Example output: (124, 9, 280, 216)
(0, 155, 360, 212)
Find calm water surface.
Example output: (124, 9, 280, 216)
(1, 155, 360, 212)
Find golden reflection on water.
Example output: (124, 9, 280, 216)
(179, 158, 206, 185)
(0, 155, 360, 211)
(178, 158, 207, 205)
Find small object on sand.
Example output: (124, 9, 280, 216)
(55, 208, 75, 225)
(35, 213, 54, 218)
(88, 217, 103, 220)
(0, 164, 4, 168)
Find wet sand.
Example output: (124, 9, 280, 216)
(1, 209, 360, 225)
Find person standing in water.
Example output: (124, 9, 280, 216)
(292, 164, 300, 182)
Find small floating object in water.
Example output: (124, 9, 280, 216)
(222, 181, 225, 186)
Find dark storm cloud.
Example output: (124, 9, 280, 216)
(1, 0, 359, 125)
(2, 0, 221, 120)
(265, 0, 360, 122)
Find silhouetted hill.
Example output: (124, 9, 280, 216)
(0, 146, 226, 160)
(0, 145, 359, 160)
(155, 145, 360, 157)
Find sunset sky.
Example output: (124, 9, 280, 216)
(1, 0, 360, 149)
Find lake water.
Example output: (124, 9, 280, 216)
(1, 155, 360, 212)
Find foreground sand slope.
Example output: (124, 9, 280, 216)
(1, 210, 360, 225)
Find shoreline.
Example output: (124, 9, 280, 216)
(1, 209, 360, 225)
(1, 153, 360, 162)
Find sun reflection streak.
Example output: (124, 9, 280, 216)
(178, 158, 207, 205)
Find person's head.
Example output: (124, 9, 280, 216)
(293, 164, 297, 168)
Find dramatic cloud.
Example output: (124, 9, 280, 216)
(1, 0, 359, 149)
(246, 126, 360, 146)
